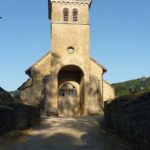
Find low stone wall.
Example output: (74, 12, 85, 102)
(0, 106, 14, 135)
(104, 93, 150, 150)
(0, 104, 40, 136)
(12, 103, 40, 130)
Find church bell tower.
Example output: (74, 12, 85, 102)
(49, 0, 92, 58)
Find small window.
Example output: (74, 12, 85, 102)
(59, 83, 77, 97)
(73, 9, 78, 22)
(63, 8, 69, 22)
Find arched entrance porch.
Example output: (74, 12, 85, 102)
(58, 65, 84, 117)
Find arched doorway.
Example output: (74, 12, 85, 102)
(59, 82, 78, 117)
(58, 65, 84, 117)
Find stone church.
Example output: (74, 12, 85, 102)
(18, 0, 115, 117)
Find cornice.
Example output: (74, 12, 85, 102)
(50, 0, 92, 5)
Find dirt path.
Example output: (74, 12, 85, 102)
(0, 116, 132, 150)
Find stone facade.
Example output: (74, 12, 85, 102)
(18, 0, 115, 117)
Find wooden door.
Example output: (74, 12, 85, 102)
(59, 83, 78, 117)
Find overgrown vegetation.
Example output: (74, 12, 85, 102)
(112, 77, 150, 97)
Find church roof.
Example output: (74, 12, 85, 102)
(25, 51, 51, 77)
(103, 80, 115, 90)
(91, 57, 107, 73)
(18, 78, 32, 90)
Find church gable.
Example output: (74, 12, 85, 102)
(18, 78, 32, 91)
(26, 52, 51, 77)
(90, 58, 107, 77)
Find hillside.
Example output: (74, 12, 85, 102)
(112, 77, 150, 97)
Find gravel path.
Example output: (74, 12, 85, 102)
(0, 116, 132, 150)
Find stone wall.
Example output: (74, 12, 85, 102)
(0, 104, 40, 136)
(104, 93, 150, 150)
(0, 87, 14, 105)
(12, 104, 40, 130)
(0, 106, 14, 135)
(0, 87, 41, 136)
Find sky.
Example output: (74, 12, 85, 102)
(0, 0, 150, 91)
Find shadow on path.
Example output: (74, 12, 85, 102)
(0, 116, 133, 150)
